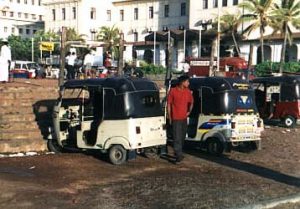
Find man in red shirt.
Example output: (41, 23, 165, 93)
(167, 75, 194, 162)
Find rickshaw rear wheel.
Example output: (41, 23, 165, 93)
(206, 137, 224, 155)
(109, 145, 127, 165)
(47, 139, 63, 153)
(283, 115, 296, 128)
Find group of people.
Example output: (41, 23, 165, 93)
(65, 50, 112, 80)
(0, 39, 12, 83)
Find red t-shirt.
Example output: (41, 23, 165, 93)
(167, 87, 193, 120)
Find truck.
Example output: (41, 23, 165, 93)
(186, 57, 254, 80)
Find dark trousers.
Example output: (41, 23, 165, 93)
(67, 65, 75, 80)
(172, 119, 187, 158)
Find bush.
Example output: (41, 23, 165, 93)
(139, 62, 166, 75)
(255, 61, 300, 76)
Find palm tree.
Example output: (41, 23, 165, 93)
(271, 0, 300, 73)
(239, 0, 274, 63)
(97, 25, 120, 57)
(65, 28, 86, 42)
(220, 12, 243, 57)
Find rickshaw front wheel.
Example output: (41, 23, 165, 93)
(283, 115, 296, 128)
(109, 145, 127, 165)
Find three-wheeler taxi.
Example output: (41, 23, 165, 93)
(48, 77, 166, 164)
(252, 75, 300, 128)
(168, 77, 264, 154)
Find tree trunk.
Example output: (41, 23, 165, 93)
(232, 32, 241, 57)
(260, 27, 264, 63)
(248, 44, 253, 67)
(209, 37, 217, 76)
(279, 24, 288, 74)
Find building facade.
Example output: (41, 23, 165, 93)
(0, 0, 44, 40)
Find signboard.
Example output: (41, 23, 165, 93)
(39, 42, 54, 51)
(190, 60, 217, 66)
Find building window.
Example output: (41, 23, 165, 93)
(120, 9, 124, 21)
(18, 12, 21, 18)
(213, 0, 218, 8)
(26, 28, 30, 35)
(134, 32, 138, 42)
(134, 8, 138, 20)
(90, 7, 96, 20)
(31, 14, 36, 20)
(52, 9, 56, 20)
(33, 29, 36, 34)
(12, 27, 15, 34)
(149, 6, 153, 19)
(17, 0, 20, 3)
(10, 12, 14, 17)
(2, 11, 6, 16)
(38, 0, 41, 6)
(24, 13, 28, 19)
(39, 15, 42, 21)
(24, 0, 27, 4)
(62, 8, 66, 20)
(4, 27, 8, 33)
(223, 0, 228, 6)
(72, 7, 76, 19)
(181, 3, 186, 16)
(164, 5, 169, 17)
(19, 28, 23, 34)
(106, 10, 111, 21)
(203, 0, 208, 9)
(32, 0, 34, 5)
(233, 0, 238, 5)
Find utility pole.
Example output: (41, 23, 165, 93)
(59, 26, 67, 87)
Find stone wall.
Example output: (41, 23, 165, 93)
(0, 83, 58, 153)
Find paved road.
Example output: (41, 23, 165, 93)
(0, 126, 299, 209)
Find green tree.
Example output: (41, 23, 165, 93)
(5, 35, 33, 61)
(271, 0, 300, 73)
(97, 25, 120, 58)
(220, 12, 243, 57)
(239, 0, 274, 63)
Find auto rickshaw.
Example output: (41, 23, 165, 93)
(252, 75, 300, 128)
(48, 77, 166, 164)
(166, 77, 263, 155)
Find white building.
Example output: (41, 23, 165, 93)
(0, 0, 45, 39)
(189, 0, 300, 65)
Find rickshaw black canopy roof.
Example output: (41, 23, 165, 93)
(252, 75, 300, 85)
(188, 77, 251, 92)
(63, 77, 159, 94)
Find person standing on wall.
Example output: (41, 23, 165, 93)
(83, 50, 94, 78)
(167, 75, 193, 163)
(0, 39, 12, 83)
(66, 52, 77, 80)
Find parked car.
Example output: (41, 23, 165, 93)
(10, 60, 44, 78)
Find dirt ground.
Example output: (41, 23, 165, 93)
(0, 126, 299, 209)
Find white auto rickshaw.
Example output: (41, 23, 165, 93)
(48, 77, 166, 164)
